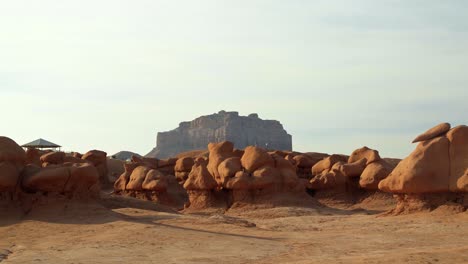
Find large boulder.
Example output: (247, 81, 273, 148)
(412, 122, 451, 143)
(311, 154, 347, 176)
(63, 163, 100, 194)
(0, 136, 26, 166)
(22, 166, 70, 192)
(348, 147, 381, 165)
(359, 160, 393, 190)
(40, 151, 65, 165)
(0, 162, 20, 192)
(339, 158, 367, 178)
(241, 146, 274, 173)
(207, 141, 235, 185)
(142, 169, 168, 192)
(446, 125, 468, 192)
(114, 163, 139, 192)
(379, 136, 450, 193)
(174, 157, 195, 183)
(126, 166, 151, 191)
(217, 157, 242, 186)
(82, 150, 108, 185)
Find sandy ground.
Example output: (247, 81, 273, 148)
(1, 194, 467, 264)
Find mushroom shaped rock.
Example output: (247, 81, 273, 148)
(217, 157, 242, 186)
(207, 141, 235, 185)
(126, 166, 151, 191)
(183, 160, 218, 209)
(348, 147, 381, 165)
(40, 151, 65, 165)
(378, 136, 450, 193)
(241, 146, 274, 173)
(359, 160, 393, 190)
(446, 125, 468, 192)
(142, 169, 168, 192)
(412, 122, 451, 143)
(0, 162, 20, 191)
(340, 158, 367, 178)
(0, 136, 26, 166)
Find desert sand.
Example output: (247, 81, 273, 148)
(1, 192, 467, 264)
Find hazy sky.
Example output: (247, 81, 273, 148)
(1, 1, 467, 158)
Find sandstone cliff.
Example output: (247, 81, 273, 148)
(146, 111, 292, 158)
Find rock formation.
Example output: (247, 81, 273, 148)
(113, 157, 187, 208)
(146, 111, 292, 159)
(379, 123, 468, 214)
(1, 137, 103, 211)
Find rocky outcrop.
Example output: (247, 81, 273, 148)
(1, 137, 102, 208)
(378, 123, 468, 214)
(146, 111, 292, 159)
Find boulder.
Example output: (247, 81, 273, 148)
(25, 148, 42, 166)
(40, 151, 65, 165)
(63, 163, 100, 194)
(142, 169, 168, 192)
(348, 147, 381, 165)
(412, 122, 451, 143)
(82, 150, 108, 184)
(359, 160, 393, 190)
(114, 163, 139, 191)
(0, 136, 26, 165)
(183, 161, 217, 191)
(126, 166, 151, 191)
(0, 162, 20, 191)
(22, 166, 70, 192)
(174, 157, 195, 172)
(446, 125, 468, 192)
(241, 146, 274, 173)
(293, 155, 315, 168)
(207, 141, 235, 185)
(311, 154, 347, 176)
(340, 158, 367, 178)
(251, 166, 280, 189)
(378, 136, 450, 193)
(217, 157, 242, 186)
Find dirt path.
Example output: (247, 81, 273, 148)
(1, 196, 467, 264)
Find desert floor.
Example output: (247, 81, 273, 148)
(1, 193, 467, 264)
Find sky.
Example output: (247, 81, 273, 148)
(1, 0, 467, 158)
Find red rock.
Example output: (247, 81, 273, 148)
(241, 146, 274, 173)
(40, 152, 65, 165)
(126, 166, 151, 191)
(142, 170, 168, 192)
(217, 157, 242, 186)
(0, 136, 26, 165)
(0, 162, 20, 191)
(379, 136, 450, 193)
(207, 141, 235, 185)
(446, 125, 468, 192)
(340, 158, 367, 178)
(412, 122, 451, 143)
(348, 147, 381, 165)
(359, 160, 393, 190)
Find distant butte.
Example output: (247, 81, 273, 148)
(145, 111, 292, 159)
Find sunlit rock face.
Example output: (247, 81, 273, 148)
(146, 111, 292, 159)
